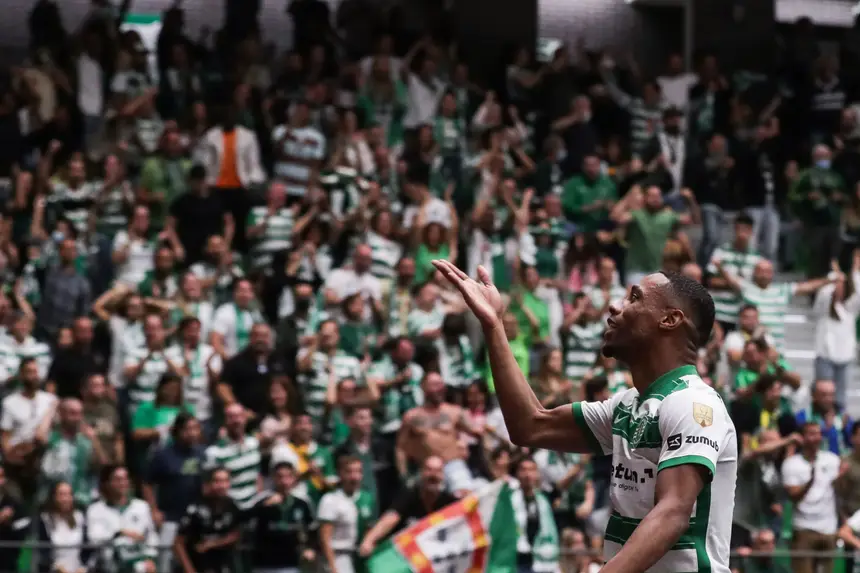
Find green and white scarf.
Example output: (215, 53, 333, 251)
(512, 487, 559, 573)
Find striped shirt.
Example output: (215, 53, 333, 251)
(246, 206, 294, 269)
(0, 335, 52, 382)
(706, 244, 761, 324)
(95, 181, 134, 238)
(123, 347, 170, 412)
(298, 350, 363, 424)
(164, 343, 221, 421)
(272, 124, 326, 197)
(601, 69, 665, 155)
(385, 287, 412, 337)
(407, 305, 446, 338)
(439, 335, 477, 389)
(48, 180, 99, 234)
(563, 321, 605, 381)
(366, 231, 402, 280)
(739, 280, 797, 350)
(204, 436, 262, 507)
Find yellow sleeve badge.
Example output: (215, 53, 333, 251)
(693, 403, 714, 428)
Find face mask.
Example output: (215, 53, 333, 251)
(665, 125, 681, 135)
(581, 112, 592, 123)
(556, 149, 568, 163)
(816, 159, 831, 170)
(294, 298, 311, 312)
(52, 231, 64, 243)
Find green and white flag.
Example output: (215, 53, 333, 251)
(367, 480, 518, 573)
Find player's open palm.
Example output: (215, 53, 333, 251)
(432, 260, 503, 327)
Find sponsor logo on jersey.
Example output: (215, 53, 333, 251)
(667, 433, 683, 451)
(686, 435, 719, 451)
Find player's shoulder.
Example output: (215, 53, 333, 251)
(660, 377, 731, 418)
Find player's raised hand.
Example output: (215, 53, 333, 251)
(432, 260, 503, 328)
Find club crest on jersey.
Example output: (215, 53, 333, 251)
(632, 420, 646, 445)
(693, 403, 713, 428)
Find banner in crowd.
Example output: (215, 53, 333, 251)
(367, 480, 518, 573)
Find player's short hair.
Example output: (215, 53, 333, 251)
(658, 271, 715, 347)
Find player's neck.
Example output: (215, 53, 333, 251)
(630, 350, 697, 397)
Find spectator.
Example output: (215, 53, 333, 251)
(41, 398, 106, 505)
(220, 322, 283, 417)
(204, 403, 262, 508)
(318, 455, 377, 573)
(1, 358, 57, 499)
(86, 465, 158, 573)
(272, 412, 336, 505)
(173, 467, 241, 573)
(36, 237, 91, 339)
(610, 185, 700, 285)
(166, 316, 221, 432)
(782, 422, 842, 573)
(143, 412, 205, 568)
(37, 481, 89, 573)
(81, 373, 124, 465)
(706, 213, 760, 332)
(247, 461, 317, 571)
(513, 457, 561, 573)
(812, 254, 860, 406)
(796, 379, 854, 455)
(358, 456, 456, 556)
(210, 278, 264, 357)
(166, 164, 234, 267)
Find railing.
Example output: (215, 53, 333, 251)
(0, 540, 852, 573)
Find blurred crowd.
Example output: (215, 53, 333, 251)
(1, 0, 860, 572)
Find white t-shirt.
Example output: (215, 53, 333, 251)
(657, 73, 698, 111)
(403, 73, 445, 129)
(317, 489, 362, 551)
(0, 390, 58, 446)
(781, 451, 841, 535)
(323, 268, 382, 321)
(576, 366, 736, 573)
(112, 231, 154, 286)
(211, 304, 263, 357)
(77, 54, 104, 117)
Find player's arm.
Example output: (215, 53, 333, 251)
(484, 317, 615, 454)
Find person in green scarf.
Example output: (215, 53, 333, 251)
(513, 458, 560, 573)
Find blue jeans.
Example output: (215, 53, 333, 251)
(698, 204, 734, 267)
(748, 206, 780, 262)
(814, 357, 851, 407)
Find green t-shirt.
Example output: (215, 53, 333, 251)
(414, 243, 450, 285)
(131, 402, 195, 433)
(561, 174, 617, 233)
(625, 209, 679, 273)
(339, 321, 380, 358)
(734, 359, 792, 393)
(511, 290, 550, 347)
(485, 333, 530, 393)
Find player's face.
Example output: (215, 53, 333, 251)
(602, 274, 671, 363)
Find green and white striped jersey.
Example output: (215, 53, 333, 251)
(407, 305, 446, 338)
(739, 280, 796, 350)
(246, 206, 295, 270)
(94, 180, 134, 239)
(366, 231, 402, 280)
(297, 349, 363, 424)
(573, 365, 736, 573)
(123, 348, 170, 412)
(562, 321, 605, 381)
(47, 179, 99, 235)
(204, 435, 262, 508)
(706, 245, 761, 324)
(0, 335, 52, 382)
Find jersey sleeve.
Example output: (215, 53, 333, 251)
(781, 455, 811, 487)
(572, 392, 624, 455)
(317, 493, 338, 523)
(657, 390, 731, 478)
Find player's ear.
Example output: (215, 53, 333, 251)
(658, 308, 685, 331)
